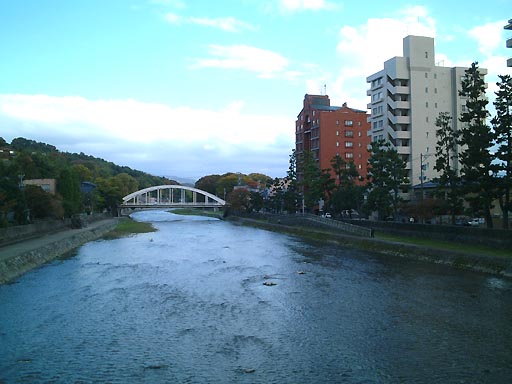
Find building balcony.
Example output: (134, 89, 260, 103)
(395, 145, 410, 155)
(387, 99, 410, 110)
(387, 111, 411, 125)
(386, 82, 410, 95)
(388, 129, 411, 140)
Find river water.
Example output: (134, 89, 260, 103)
(1, 210, 511, 383)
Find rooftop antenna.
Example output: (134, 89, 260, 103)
(320, 83, 327, 95)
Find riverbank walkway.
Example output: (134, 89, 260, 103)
(0, 219, 118, 284)
(0, 219, 116, 262)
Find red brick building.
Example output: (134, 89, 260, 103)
(295, 94, 370, 182)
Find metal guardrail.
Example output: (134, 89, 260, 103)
(245, 213, 374, 238)
(299, 214, 374, 237)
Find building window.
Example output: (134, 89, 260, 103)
(345, 153, 354, 159)
(345, 141, 353, 148)
(345, 130, 354, 137)
(336, 120, 339, 125)
(425, 87, 428, 93)
(425, 73, 428, 78)
(345, 120, 353, 126)
(426, 102, 429, 108)
(358, 164, 362, 169)
(358, 153, 362, 158)
(336, 131, 339, 136)
(425, 51, 428, 59)
(313, 110, 316, 116)
(426, 117, 429, 123)
(358, 132, 362, 137)
(336, 142, 340, 147)
(434, 88, 437, 94)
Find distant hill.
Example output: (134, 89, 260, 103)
(3, 137, 179, 188)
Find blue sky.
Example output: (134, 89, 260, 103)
(1, 0, 511, 180)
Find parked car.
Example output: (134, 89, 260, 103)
(468, 218, 485, 226)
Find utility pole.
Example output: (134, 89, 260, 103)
(420, 153, 432, 201)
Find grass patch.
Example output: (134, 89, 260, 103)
(376, 233, 512, 258)
(171, 208, 223, 219)
(103, 218, 156, 239)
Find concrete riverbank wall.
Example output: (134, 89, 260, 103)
(0, 219, 118, 285)
(228, 215, 512, 279)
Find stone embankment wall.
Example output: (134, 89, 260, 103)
(0, 213, 111, 247)
(0, 219, 118, 284)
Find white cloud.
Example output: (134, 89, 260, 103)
(0, 94, 294, 178)
(164, 12, 181, 24)
(150, 0, 186, 8)
(468, 21, 505, 56)
(326, 5, 436, 109)
(193, 44, 289, 78)
(164, 13, 257, 32)
(188, 16, 258, 32)
(279, 0, 337, 12)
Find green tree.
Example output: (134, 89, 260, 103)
(298, 151, 323, 212)
(195, 174, 222, 196)
(329, 155, 363, 216)
(491, 74, 512, 229)
(25, 185, 64, 219)
(73, 163, 93, 182)
(458, 62, 496, 228)
(283, 150, 300, 213)
(215, 173, 243, 199)
(58, 168, 82, 216)
(366, 139, 409, 220)
(433, 112, 463, 224)
(267, 177, 285, 213)
(226, 188, 251, 213)
(249, 191, 264, 213)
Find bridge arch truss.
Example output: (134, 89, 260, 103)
(122, 185, 226, 208)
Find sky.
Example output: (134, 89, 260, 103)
(1, 0, 511, 181)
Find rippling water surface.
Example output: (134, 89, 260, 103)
(1, 210, 511, 383)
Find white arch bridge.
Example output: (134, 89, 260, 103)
(121, 185, 226, 210)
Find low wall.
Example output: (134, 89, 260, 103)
(238, 212, 373, 237)
(344, 219, 512, 250)
(0, 220, 118, 285)
(0, 214, 111, 247)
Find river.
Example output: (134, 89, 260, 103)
(1, 210, 511, 383)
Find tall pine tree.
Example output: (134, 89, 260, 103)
(458, 62, 496, 228)
(434, 112, 463, 224)
(491, 74, 512, 229)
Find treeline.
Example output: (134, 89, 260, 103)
(0, 137, 177, 226)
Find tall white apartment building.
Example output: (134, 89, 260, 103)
(366, 35, 486, 200)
